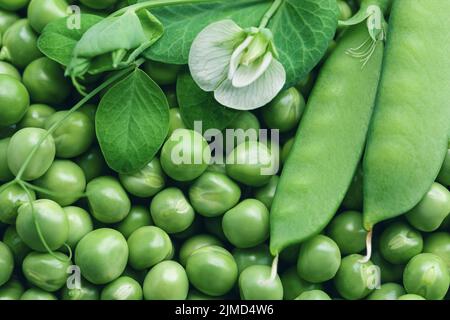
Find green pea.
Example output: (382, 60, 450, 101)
(371, 251, 404, 283)
(0, 9, 19, 33)
(75, 146, 107, 182)
(280, 267, 321, 300)
(0, 61, 20, 80)
(179, 234, 222, 267)
(334, 254, 376, 300)
(0, 74, 29, 127)
(121, 266, 147, 285)
(0, 0, 29, 11)
(17, 199, 68, 252)
(0, 278, 24, 300)
(403, 253, 449, 300)
(366, 283, 405, 300)
(143, 261, 189, 300)
(262, 87, 305, 133)
(295, 72, 315, 97)
(0, 241, 13, 286)
(161, 129, 211, 182)
(437, 145, 450, 186)
(0, 19, 42, 69)
(297, 235, 341, 283)
(64, 206, 93, 249)
(239, 265, 283, 300)
(187, 289, 223, 300)
(22, 251, 71, 292)
(150, 187, 195, 234)
(119, 157, 166, 198)
(406, 182, 450, 232)
(35, 160, 86, 206)
(86, 176, 130, 224)
(226, 141, 275, 187)
(379, 222, 423, 265)
(337, 0, 352, 21)
(280, 138, 294, 165)
(7, 127, 56, 181)
(2, 225, 30, 263)
(75, 228, 128, 285)
(27, 0, 68, 33)
(101, 276, 143, 300)
(61, 278, 99, 300)
(222, 199, 269, 248)
(397, 294, 426, 301)
(189, 171, 241, 217)
(342, 164, 363, 211)
(227, 111, 260, 133)
(0, 138, 13, 182)
(115, 205, 152, 239)
(295, 290, 331, 300)
(77, 104, 97, 123)
(423, 232, 450, 272)
(253, 175, 279, 209)
(21, 288, 57, 300)
(186, 246, 238, 296)
(127, 226, 172, 270)
(168, 108, 187, 137)
(143, 61, 181, 86)
(45, 111, 95, 158)
(0, 183, 35, 224)
(18, 104, 55, 129)
(232, 244, 272, 274)
(23, 57, 70, 104)
(327, 211, 367, 255)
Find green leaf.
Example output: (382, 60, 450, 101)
(96, 69, 169, 174)
(144, 0, 338, 87)
(177, 72, 240, 131)
(37, 14, 103, 66)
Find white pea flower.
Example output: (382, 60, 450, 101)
(189, 19, 286, 110)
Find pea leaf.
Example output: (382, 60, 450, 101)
(37, 14, 103, 66)
(177, 72, 240, 131)
(144, 0, 338, 87)
(96, 69, 169, 174)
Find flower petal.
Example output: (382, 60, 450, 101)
(189, 20, 244, 92)
(231, 51, 273, 88)
(215, 58, 286, 110)
(228, 35, 254, 80)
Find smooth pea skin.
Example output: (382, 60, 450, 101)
(189, 171, 241, 217)
(143, 61, 181, 86)
(7, 127, 55, 181)
(403, 253, 450, 300)
(0, 138, 13, 181)
(327, 211, 367, 255)
(23, 57, 71, 104)
(143, 261, 189, 300)
(186, 246, 238, 296)
(45, 111, 95, 158)
(61, 278, 100, 300)
(295, 290, 331, 300)
(150, 188, 195, 234)
(0, 183, 35, 224)
(86, 176, 130, 223)
(80, 0, 118, 10)
(297, 235, 341, 283)
(18, 104, 55, 129)
(168, 108, 186, 137)
(280, 267, 321, 300)
(0, 278, 24, 300)
(161, 129, 211, 182)
(0, 10, 19, 34)
(21, 288, 57, 300)
(0, 19, 42, 68)
(75, 228, 128, 285)
(75, 146, 107, 182)
(379, 222, 423, 265)
(397, 294, 426, 300)
(437, 146, 450, 186)
(101, 276, 143, 300)
(179, 234, 222, 267)
(115, 205, 152, 239)
(233, 244, 272, 274)
(406, 182, 450, 232)
(2, 226, 30, 263)
(222, 199, 269, 249)
(262, 87, 305, 133)
(253, 175, 279, 209)
(22, 251, 70, 292)
(27, 0, 68, 33)
(127, 226, 172, 270)
(64, 206, 93, 249)
(424, 232, 450, 272)
(226, 141, 275, 187)
(0, 0, 29, 10)
(119, 157, 165, 198)
(0, 241, 13, 286)
(16, 199, 68, 252)
(0, 74, 29, 127)
(366, 283, 406, 300)
(371, 251, 404, 283)
(334, 254, 376, 300)
(0, 61, 20, 80)
(239, 265, 283, 300)
(35, 160, 86, 206)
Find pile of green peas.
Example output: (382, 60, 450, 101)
(0, 0, 450, 301)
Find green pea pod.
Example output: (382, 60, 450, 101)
(363, 0, 450, 230)
(66, 9, 163, 78)
(270, 22, 384, 255)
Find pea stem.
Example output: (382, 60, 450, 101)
(269, 254, 279, 281)
(359, 229, 373, 263)
(112, 0, 215, 17)
(259, 0, 283, 28)
(22, 181, 87, 199)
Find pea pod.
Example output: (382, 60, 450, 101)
(270, 22, 385, 254)
(363, 0, 450, 230)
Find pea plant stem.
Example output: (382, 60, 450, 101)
(359, 229, 373, 263)
(113, 0, 215, 17)
(259, 0, 283, 28)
